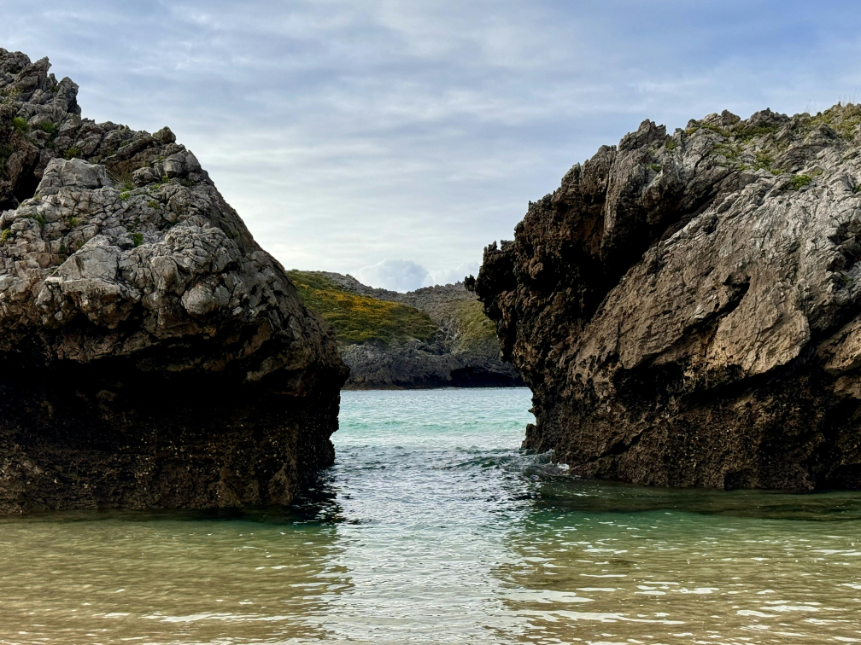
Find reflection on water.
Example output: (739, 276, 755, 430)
(0, 388, 859, 644)
(0, 509, 348, 643)
(501, 500, 861, 644)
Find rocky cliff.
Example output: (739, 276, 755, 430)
(288, 271, 523, 388)
(0, 49, 348, 513)
(477, 104, 861, 490)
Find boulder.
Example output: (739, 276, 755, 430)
(0, 49, 347, 513)
(477, 105, 861, 490)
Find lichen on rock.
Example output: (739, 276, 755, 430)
(477, 104, 861, 490)
(0, 49, 348, 514)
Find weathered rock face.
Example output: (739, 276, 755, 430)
(0, 49, 347, 513)
(477, 105, 861, 490)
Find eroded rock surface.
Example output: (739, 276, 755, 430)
(477, 105, 861, 490)
(0, 49, 347, 513)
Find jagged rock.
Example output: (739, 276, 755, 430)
(477, 104, 861, 490)
(0, 49, 347, 514)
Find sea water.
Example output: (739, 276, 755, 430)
(0, 388, 860, 644)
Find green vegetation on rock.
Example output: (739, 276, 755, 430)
(791, 174, 812, 190)
(735, 123, 780, 141)
(110, 174, 134, 192)
(808, 104, 861, 140)
(287, 270, 438, 345)
(679, 103, 861, 179)
(451, 299, 497, 352)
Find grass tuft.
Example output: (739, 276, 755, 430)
(697, 123, 731, 137)
(791, 174, 812, 190)
(736, 124, 780, 142)
(755, 151, 773, 166)
(714, 144, 740, 160)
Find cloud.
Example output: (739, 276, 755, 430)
(429, 262, 480, 287)
(2, 0, 861, 280)
(354, 259, 479, 291)
(356, 259, 430, 292)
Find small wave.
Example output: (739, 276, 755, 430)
(445, 449, 572, 479)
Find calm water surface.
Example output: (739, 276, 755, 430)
(1, 388, 861, 644)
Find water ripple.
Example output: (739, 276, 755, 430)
(0, 388, 860, 643)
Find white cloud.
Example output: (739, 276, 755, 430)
(3, 0, 861, 279)
(429, 262, 479, 287)
(356, 259, 430, 292)
(354, 259, 480, 291)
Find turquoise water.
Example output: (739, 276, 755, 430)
(1, 388, 861, 644)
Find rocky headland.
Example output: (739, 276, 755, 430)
(477, 104, 861, 490)
(0, 49, 347, 514)
(287, 271, 523, 389)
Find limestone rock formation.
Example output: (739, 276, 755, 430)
(477, 104, 861, 490)
(0, 49, 347, 513)
(288, 271, 523, 389)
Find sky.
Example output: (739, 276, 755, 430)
(1, 1, 861, 290)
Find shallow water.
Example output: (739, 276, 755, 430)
(1, 388, 861, 644)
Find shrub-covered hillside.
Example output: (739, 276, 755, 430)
(286, 270, 523, 389)
(286, 271, 438, 345)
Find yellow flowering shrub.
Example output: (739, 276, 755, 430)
(287, 271, 438, 345)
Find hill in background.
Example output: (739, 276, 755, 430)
(287, 271, 523, 389)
